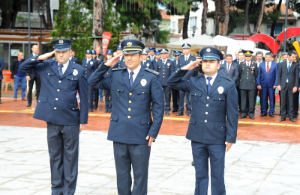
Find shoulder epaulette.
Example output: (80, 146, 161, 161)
(145, 68, 159, 75)
(112, 67, 126, 71)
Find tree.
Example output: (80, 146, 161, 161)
(51, 0, 93, 61)
(201, 0, 208, 34)
(267, 0, 282, 37)
(36, 0, 53, 30)
(255, 0, 266, 32)
(0, 0, 21, 29)
(245, 0, 251, 35)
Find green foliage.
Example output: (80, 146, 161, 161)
(156, 29, 170, 44)
(50, 0, 93, 61)
(227, 10, 245, 35)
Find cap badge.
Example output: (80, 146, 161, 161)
(140, 79, 147, 87)
(206, 48, 211, 52)
(127, 42, 132, 46)
(59, 40, 64, 44)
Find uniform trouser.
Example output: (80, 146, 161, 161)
(0, 80, 2, 100)
(237, 87, 241, 110)
(99, 89, 103, 99)
(240, 89, 256, 115)
(261, 87, 275, 114)
(88, 85, 97, 109)
(104, 89, 112, 111)
(192, 141, 226, 195)
(14, 75, 26, 98)
(27, 76, 41, 103)
(163, 86, 171, 111)
(293, 91, 299, 116)
(172, 88, 179, 111)
(280, 85, 294, 118)
(179, 91, 191, 112)
(93, 88, 99, 109)
(113, 142, 151, 195)
(47, 122, 79, 195)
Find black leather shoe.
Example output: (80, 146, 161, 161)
(239, 114, 247, 119)
(280, 117, 286, 121)
(100, 99, 104, 102)
(0, 100, 2, 104)
(108, 110, 112, 113)
(269, 113, 274, 117)
(89, 109, 93, 112)
(176, 111, 184, 116)
(172, 109, 178, 112)
(26, 103, 31, 107)
(105, 109, 108, 113)
(187, 111, 191, 116)
(289, 117, 295, 122)
(249, 115, 255, 120)
(260, 113, 267, 117)
(191, 161, 194, 166)
(293, 115, 298, 119)
(165, 110, 170, 116)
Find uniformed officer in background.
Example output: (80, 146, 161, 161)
(167, 47, 238, 195)
(239, 50, 258, 120)
(20, 39, 88, 194)
(152, 49, 161, 69)
(88, 39, 164, 195)
(92, 50, 97, 60)
(141, 49, 154, 69)
(82, 50, 98, 112)
(69, 47, 79, 64)
(148, 47, 156, 61)
(177, 43, 196, 116)
(170, 51, 182, 112)
(113, 45, 125, 68)
(155, 48, 173, 115)
(104, 49, 114, 113)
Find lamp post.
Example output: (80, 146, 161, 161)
(283, 0, 289, 52)
(37, 6, 46, 54)
(192, 26, 196, 37)
(150, 18, 161, 48)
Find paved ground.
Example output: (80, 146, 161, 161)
(0, 126, 300, 195)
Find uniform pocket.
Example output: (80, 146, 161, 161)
(110, 114, 119, 122)
(114, 86, 125, 101)
(67, 76, 79, 90)
(140, 117, 152, 125)
(191, 92, 202, 107)
(137, 88, 150, 104)
(38, 96, 47, 103)
(189, 117, 196, 125)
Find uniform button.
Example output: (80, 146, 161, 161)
(57, 89, 60, 92)
(142, 92, 144, 94)
(206, 104, 209, 107)
(219, 98, 221, 100)
(129, 92, 132, 96)
(72, 108, 75, 110)
(58, 80, 61, 83)
(117, 89, 119, 91)
(54, 107, 57, 110)
(163, 76, 165, 78)
(128, 108, 131, 111)
(48, 73, 50, 75)
(129, 100, 132, 103)
(204, 120, 207, 123)
(55, 98, 58, 101)
(128, 116, 131, 119)
(205, 112, 208, 115)
(38, 100, 40, 102)
(207, 96, 209, 99)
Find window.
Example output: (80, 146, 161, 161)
(19, 0, 33, 12)
(52, 10, 59, 22)
(189, 17, 197, 29)
(267, 23, 283, 35)
(233, 24, 244, 34)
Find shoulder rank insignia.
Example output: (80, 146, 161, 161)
(145, 68, 159, 75)
(112, 67, 126, 71)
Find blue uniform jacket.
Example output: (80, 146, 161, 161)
(167, 69, 239, 144)
(113, 56, 126, 68)
(70, 57, 79, 65)
(0, 57, 4, 80)
(257, 61, 278, 87)
(88, 64, 164, 144)
(155, 59, 173, 86)
(81, 58, 97, 79)
(141, 60, 154, 70)
(19, 56, 88, 125)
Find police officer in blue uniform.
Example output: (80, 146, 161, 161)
(113, 45, 126, 68)
(167, 47, 238, 195)
(155, 48, 173, 115)
(141, 49, 154, 69)
(69, 47, 79, 64)
(20, 39, 88, 195)
(177, 43, 196, 116)
(88, 39, 164, 195)
(104, 49, 114, 112)
(148, 47, 156, 61)
(152, 49, 161, 69)
(170, 51, 182, 112)
(82, 50, 98, 112)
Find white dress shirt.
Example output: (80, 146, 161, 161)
(184, 54, 190, 61)
(86, 58, 92, 64)
(127, 65, 141, 83)
(205, 72, 218, 85)
(59, 61, 69, 74)
(265, 61, 271, 71)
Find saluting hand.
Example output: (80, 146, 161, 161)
(225, 142, 233, 152)
(146, 135, 155, 147)
(182, 59, 201, 70)
(37, 51, 55, 61)
(105, 54, 123, 67)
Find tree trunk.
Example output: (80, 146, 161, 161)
(245, 0, 251, 36)
(270, 0, 282, 37)
(182, 7, 190, 39)
(221, 0, 230, 35)
(93, 0, 103, 51)
(45, 0, 52, 29)
(255, 0, 266, 33)
(214, 0, 221, 35)
(1, 1, 12, 28)
(201, 0, 208, 34)
(10, 0, 21, 29)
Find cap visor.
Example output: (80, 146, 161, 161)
(202, 57, 219, 61)
(182, 46, 191, 49)
(55, 47, 70, 52)
(123, 50, 140, 54)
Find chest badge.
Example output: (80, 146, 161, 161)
(73, 69, 78, 76)
(218, 86, 224, 94)
(140, 79, 147, 87)
(90, 61, 93, 65)
(147, 63, 149, 67)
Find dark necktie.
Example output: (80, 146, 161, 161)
(227, 63, 230, 74)
(207, 77, 212, 93)
(130, 71, 134, 89)
(58, 65, 63, 77)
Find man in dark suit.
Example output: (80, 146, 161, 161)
(177, 43, 196, 116)
(170, 51, 182, 112)
(239, 50, 258, 120)
(0, 57, 4, 104)
(255, 51, 264, 114)
(167, 47, 238, 195)
(88, 40, 164, 195)
(221, 54, 239, 84)
(257, 53, 278, 117)
(155, 48, 173, 115)
(277, 50, 299, 122)
(26, 44, 41, 107)
(20, 39, 88, 194)
(141, 49, 154, 69)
